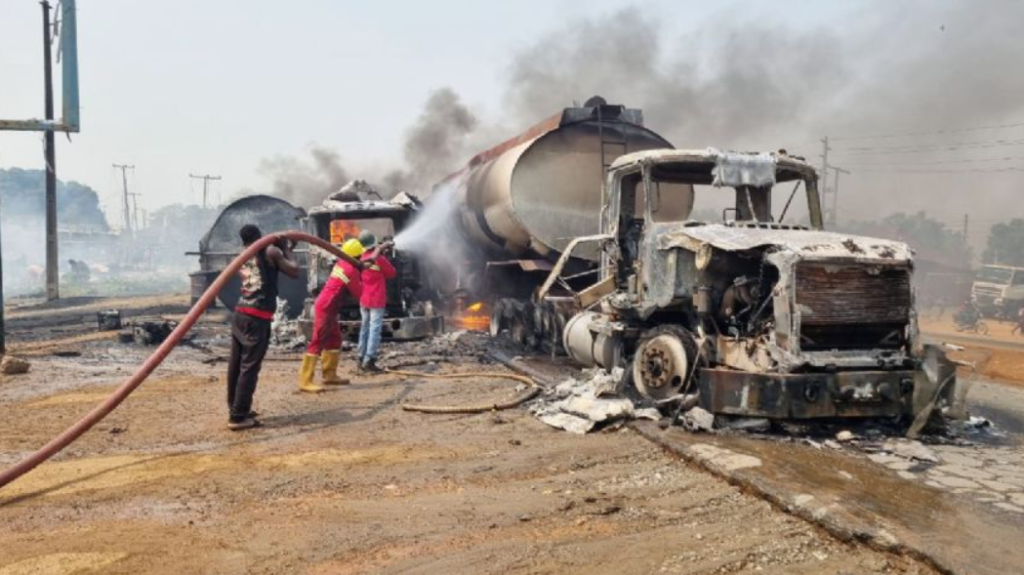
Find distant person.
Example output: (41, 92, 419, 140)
(1013, 306, 1024, 337)
(300, 238, 364, 392)
(954, 299, 979, 328)
(357, 231, 396, 373)
(226, 225, 300, 430)
(67, 259, 91, 284)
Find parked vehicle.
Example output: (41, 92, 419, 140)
(972, 265, 1024, 319)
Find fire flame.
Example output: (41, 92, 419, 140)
(330, 220, 362, 245)
(455, 301, 490, 331)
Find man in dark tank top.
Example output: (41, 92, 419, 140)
(227, 224, 301, 430)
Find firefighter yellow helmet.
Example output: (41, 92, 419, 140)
(341, 238, 365, 258)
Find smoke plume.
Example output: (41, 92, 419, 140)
(256, 145, 350, 207)
(385, 87, 479, 192)
(256, 1, 1024, 255)
(497, 2, 1024, 249)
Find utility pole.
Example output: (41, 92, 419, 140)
(818, 136, 832, 225)
(112, 164, 134, 234)
(830, 166, 850, 226)
(189, 174, 221, 208)
(42, 0, 58, 301)
(129, 192, 142, 232)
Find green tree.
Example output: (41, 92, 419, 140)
(839, 211, 971, 267)
(0, 167, 109, 230)
(983, 219, 1024, 266)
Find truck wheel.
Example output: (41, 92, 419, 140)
(632, 326, 697, 401)
(489, 300, 507, 337)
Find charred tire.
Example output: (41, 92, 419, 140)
(632, 325, 698, 402)
(490, 298, 538, 348)
(489, 300, 507, 337)
(976, 321, 990, 336)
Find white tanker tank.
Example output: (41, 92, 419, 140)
(446, 98, 678, 265)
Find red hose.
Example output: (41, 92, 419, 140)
(0, 232, 358, 490)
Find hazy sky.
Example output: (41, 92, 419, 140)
(0, 0, 835, 214)
(1, 0, 1021, 247)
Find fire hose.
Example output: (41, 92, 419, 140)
(389, 369, 540, 414)
(0, 232, 361, 490)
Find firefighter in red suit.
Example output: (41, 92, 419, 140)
(298, 238, 364, 393)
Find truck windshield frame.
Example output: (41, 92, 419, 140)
(641, 161, 821, 229)
(977, 266, 1015, 285)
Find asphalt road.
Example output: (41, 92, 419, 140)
(922, 331, 1024, 352)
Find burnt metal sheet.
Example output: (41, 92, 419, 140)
(698, 368, 915, 419)
(657, 224, 912, 263)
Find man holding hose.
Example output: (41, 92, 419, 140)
(228, 225, 301, 430)
(299, 238, 364, 393)
(357, 231, 396, 373)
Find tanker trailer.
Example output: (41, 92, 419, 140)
(188, 194, 309, 317)
(438, 97, 689, 348)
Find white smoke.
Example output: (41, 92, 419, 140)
(394, 175, 478, 293)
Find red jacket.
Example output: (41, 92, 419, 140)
(359, 253, 396, 309)
(314, 259, 362, 314)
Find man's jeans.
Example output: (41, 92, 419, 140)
(358, 307, 385, 363)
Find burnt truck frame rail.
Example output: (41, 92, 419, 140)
(545, 148, 958, 425)
(301, 192, 443, 341)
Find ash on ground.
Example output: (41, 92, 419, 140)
(379, 330, 517, 371)
(270, 299, 307, 350)
(530, 367, 661, 434)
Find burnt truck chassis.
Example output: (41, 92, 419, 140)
(516, 149, 959, 425)
(299, 194, 443, 342)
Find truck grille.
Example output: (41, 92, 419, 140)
(795, 264, 911, 351)
(973, 286, 1002, 297)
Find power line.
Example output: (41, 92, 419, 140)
(855, 166, 1024, 174)
(843, 154, 1024, 167)
(830, 120, 1024, 142)
(835, 137, 1024, 155)
(189, 173, 221, 209)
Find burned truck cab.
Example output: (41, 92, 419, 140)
(560, 149, 956, 424)
(300, 187, 443, 341)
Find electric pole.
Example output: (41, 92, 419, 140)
(112, 164, 135, 234)
(830, 166, 850, 226)
(819, 136, 830, 183)
(43, 0, 58, 301)
(129, 192, 142, 232)
(189, 174, 221, 208)
(818, 136, 832, 225)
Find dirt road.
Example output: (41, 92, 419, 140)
(0, 295, 936, 574)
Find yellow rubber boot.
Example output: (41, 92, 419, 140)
(321, 350, 350, 385)
(298, 354, 324, 393)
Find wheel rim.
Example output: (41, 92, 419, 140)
(633, 334, 690, 400)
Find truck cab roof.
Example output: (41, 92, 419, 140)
(609, 148, 817, 184)
(306, 191, 421, 218)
